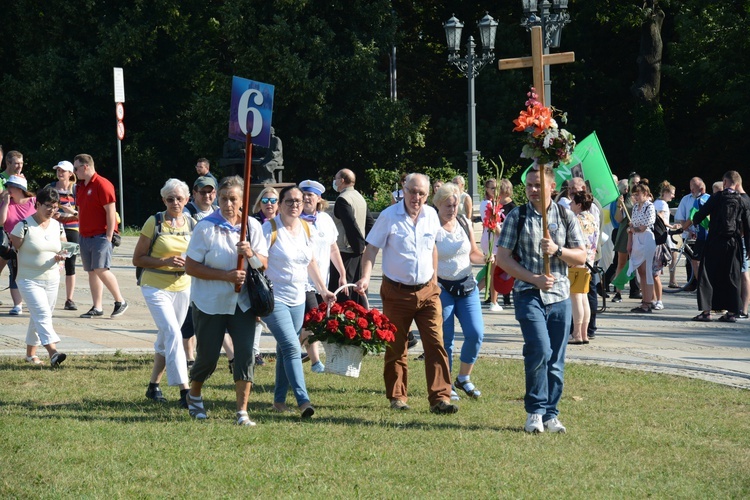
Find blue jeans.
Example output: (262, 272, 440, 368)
(513, 289, 571, 421)
(264, 302, 310, 406)
(440, 287, 484, 373)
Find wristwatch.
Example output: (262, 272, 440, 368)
(553, 246, 563, 258)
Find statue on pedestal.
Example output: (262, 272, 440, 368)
(251, 127, 284, 183)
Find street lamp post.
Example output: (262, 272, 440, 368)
(520, 0, 571, 106)
(443, 13, 498, 208)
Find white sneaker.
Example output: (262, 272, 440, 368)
(450, 389, 461, 401)
(544, 417, 567, 433)
(524, 413, 544, 433)
(653, 301, 664, 310)
(9, 305, 22, 316)
(489, 303, 503, 312)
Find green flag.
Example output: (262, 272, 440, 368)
(611, 265, 635, 291)
(520, 131, 619, 206)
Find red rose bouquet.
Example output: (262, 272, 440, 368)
(304, 300, 397, 355)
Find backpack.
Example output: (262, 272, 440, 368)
(455, 214, 473, 242)
(136, 212, 196, 285)
(715, 191, 743, 237)
(512, 202, 571, 262)
(653, 214, 668, 245)
(268, 218, 311, 248)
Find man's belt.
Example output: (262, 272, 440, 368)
(383, 275, 429, 291)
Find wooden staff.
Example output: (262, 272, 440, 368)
(235, 133, 253, 292)
(539, 164, 551, 276)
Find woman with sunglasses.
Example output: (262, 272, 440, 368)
(9, 186, 68, 366)
(133, 179, 194, 408)
(249, 186, 280, 366)
(262, 186, 335, 418)
(252, 186, 280, 225)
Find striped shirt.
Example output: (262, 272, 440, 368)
(497, 202, 585, 304)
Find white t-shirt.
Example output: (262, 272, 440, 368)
(11, 216, 64, 281)
(263, 216, 314, 307)
(306, 212, 338, 292)
(186, 215, 268, 315)
(436, 217, 472, 280)
(653, 199, 670, 223)
(366, 203, 439, 285)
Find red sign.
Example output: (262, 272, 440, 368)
(116, 120, 125, 141)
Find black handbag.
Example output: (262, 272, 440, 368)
(245, 266, 274, 316)
(244, 223, 274, 316)
(0, 231, 13, 260)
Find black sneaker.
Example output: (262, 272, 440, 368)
(255, 354, 265, 366)
(64, 299, 78, 311)
(430, 400, 459, 414)
(737, 312, 749, 320)
(111, 301, 128, 317)
(612, 292, 622, 303)
(407, 331, 419, 349)
(80, 307, 104, 318)
(146, 385, 167, 403)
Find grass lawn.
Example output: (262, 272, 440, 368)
(1, 354, 748, 498)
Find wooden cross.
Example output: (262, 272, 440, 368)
(498, 26, 575, 108)
(499, 25, 575, 275)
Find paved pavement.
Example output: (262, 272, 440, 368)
(1, 235, 748, 389)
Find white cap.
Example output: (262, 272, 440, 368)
(53, 161, 74, 172)
(298, 179, 325, 196)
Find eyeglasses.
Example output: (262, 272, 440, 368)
(165, 196, 185, 203)
(261, 197, 278, 204)
(404, 187, 428, 198)
(283, 199, 303, 207)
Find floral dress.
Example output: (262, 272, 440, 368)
(575, 210, 598, 266)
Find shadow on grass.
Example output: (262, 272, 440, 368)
(0, 359, 152, 372)
(12, 397, 522, 432)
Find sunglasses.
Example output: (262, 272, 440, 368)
(261, 197, 278, 204)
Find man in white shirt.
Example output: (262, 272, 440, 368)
(356, 173, 456, 414)
(674, 177, 709, 290)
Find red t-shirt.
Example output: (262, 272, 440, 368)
(77, 173, 117, 237)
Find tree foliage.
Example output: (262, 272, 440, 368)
(0, 0, 747, 222)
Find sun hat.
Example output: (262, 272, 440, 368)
(5, 175, 28, 191)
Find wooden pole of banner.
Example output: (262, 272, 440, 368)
(499, 26, 575, 276)
(235, 133, 253, 292)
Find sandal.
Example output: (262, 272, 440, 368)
(236, 411, 256, 426)
(454, 378, 481, 399)
(692, 312, 712, 322)
(187, 393, 207, 420)
(718, 314, 737, 323)
(25, 355, 43, 365)
(630, 305, 652, 313)
(668, 283, 680, 289)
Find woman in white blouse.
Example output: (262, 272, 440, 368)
(10, 186, 68, 366)
(434, 183, 488, 399)
(262, 186, 335, 418)
(627, 183, 657, 313)
(184, 176, 268, 426)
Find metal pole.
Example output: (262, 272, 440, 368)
(117, 138, 124, 232)
(542, 1, 552, 106)
(390, 45, 398, 101)
(465, 37, 480, 208)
